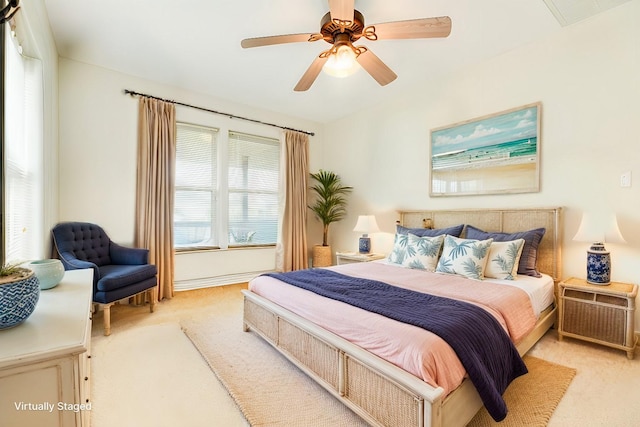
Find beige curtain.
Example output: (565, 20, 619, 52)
(276, 130, 309, 272)
(135, 97, 176, 301)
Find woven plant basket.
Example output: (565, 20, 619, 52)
(312, 245, 332, 267)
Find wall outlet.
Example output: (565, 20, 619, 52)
(620, 171, 631, 187)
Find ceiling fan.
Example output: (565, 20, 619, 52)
(240, 0, 451, 91)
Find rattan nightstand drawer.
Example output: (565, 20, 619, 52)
(558, 277, 637, 359)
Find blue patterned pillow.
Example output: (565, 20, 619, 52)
(388, 233, 410, 265)
(396, 224, 464, 238)
(465, 226, 546, 278)
(402, 234, 444, 271)
(436, 235, 493, 280)
(484, 239, 525, 280)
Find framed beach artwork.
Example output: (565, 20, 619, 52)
(429, 103, 541, 196)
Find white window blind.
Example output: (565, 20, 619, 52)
(174, 125, 280, 250)
(174, 123, 218, 248)
(227, 132, 280, 246)
(3, 25, 44, 262)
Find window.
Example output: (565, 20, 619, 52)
(173, 125, 280, 249)
(174, 123, 218, 248)
(2, 25, 44, 262)
(228, 132, 280, 246)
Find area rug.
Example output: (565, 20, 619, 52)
(467, 356, 576, 426)
(183, 314, 576, 427)
(182, 315, 367, 426)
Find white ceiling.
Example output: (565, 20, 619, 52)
(41, 0, 627, 124)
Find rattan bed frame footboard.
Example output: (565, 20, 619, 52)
(242, 207, 562, 427)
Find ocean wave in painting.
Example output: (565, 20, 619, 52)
(432, 137, 537, 171)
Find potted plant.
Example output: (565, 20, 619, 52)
(0, 262, 40, 330)
(309, 170, 352, 267)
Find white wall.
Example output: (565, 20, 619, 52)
(57, 59, 323, 288)
(322, 2, 640, 329)
(42, 0, 640, 328)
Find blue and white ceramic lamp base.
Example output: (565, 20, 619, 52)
(358, 236, 371, 254)
(586, 243, 611, 285)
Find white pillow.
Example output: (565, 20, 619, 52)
(436, 235, 493, 280)
(402, 233, 444, 271)
(484, 239, 525, 280)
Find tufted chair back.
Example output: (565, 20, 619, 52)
(51, 221, 157, 336)
(52, 222, 113, 267)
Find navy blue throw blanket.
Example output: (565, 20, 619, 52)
(265, 269, 527, 421)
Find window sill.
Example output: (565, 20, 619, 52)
(175, 244, 276, 254)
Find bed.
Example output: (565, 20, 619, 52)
(242, 207, 562, 427)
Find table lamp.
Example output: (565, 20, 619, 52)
(573, 212, 626, 285)
(353, 215, 380, 254)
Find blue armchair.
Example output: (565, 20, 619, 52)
(51, 222, 157, 335)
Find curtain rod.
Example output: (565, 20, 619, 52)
(123, 89, 315, 137)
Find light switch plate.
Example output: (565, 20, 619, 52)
(620, 171, 632, 187)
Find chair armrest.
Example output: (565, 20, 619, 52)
(110, 243, 149, 265)
(57, 251, 97, 271)
(57, 251, 100, 284)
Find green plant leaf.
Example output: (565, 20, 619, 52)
(308, 170, 352, 246)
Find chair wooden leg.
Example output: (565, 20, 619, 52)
(148, 287, 156, 313)
(103, 303, 112, 336)
(99, 288, 154, 336)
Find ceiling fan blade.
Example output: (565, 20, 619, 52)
(368, 16, 452, 40)
(241, 33, 323, 49)
(356, 48, 397, 86)
(294, 55, 329, 92)
(328, 0, 355, 24)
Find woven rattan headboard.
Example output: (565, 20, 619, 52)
(398, 207, 563, 281)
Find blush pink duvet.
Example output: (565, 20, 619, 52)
(248, 261, 537, 398)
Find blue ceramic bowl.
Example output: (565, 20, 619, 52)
(28, 259, 65, 290)
(0, 272, 40, 329)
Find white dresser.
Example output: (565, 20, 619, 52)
(0, 269, 93, 427)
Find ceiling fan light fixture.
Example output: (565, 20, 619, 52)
(241, 5, 451, 91)
(322, 44, 360, 78)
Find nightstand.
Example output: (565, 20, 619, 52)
(336, 252, 385, 265)
(558, 277, 638, 359)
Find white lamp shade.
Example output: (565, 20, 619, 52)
(353, 215, 380, 234)
(573, 213, 626, 244)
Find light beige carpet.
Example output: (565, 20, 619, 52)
(183, 313, 576, 427)
(91, 322, 248, 427)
